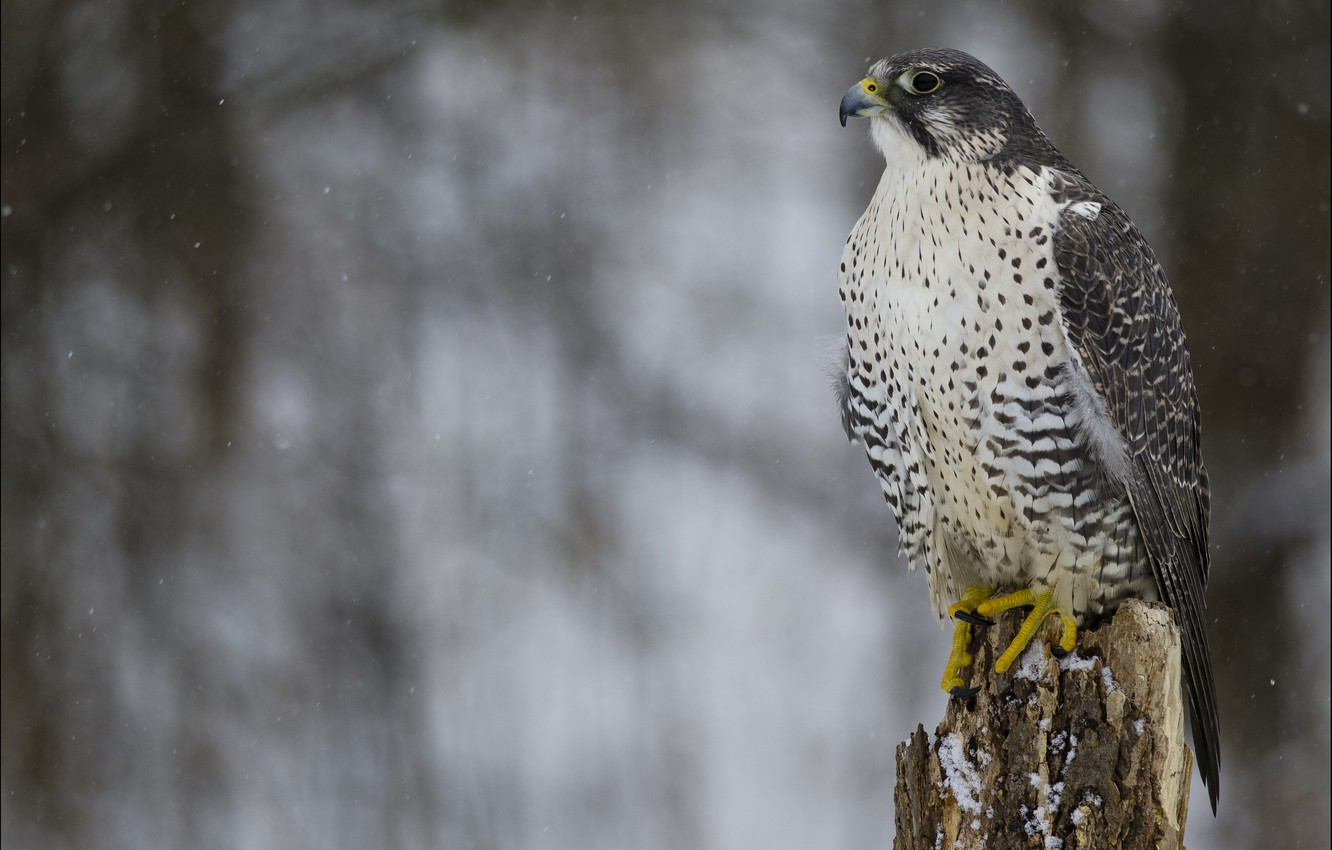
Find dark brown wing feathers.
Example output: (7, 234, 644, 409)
(1051, 172, 1220, 812)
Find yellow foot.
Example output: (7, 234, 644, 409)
(940, 585, 994, 696)
(976, 588, 1078, 673)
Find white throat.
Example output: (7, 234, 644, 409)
(869, 116, 929, 167)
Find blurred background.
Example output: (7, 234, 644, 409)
(2, 0, 1328, 847)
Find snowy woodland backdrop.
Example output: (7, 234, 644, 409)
(2, 0, 1328, 848)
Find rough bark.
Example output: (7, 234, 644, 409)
(894, 599, 1193, 850)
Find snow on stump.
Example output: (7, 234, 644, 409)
(893, 599, 1193, 850)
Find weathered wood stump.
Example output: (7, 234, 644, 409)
(894, 599, 1193, 850)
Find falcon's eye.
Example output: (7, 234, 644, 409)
(901, 70, 943, 96)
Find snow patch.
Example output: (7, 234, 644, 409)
(1101, 666, 1119, 692)
(1015, 641, 1050, 681)
(1056, 650, 1096, 672)
(1056, 650, 1121, 694)
(936, 733, 984, 815)
(1023, 775, 1066, 849)
(1050, 730, 1068, 756)
(1071, 793, 1104, 826)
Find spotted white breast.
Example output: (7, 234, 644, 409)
(837, 132, 1152, 624)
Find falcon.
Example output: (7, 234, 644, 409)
(835, 48, 1219, 810)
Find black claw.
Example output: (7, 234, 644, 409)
(1050, 645, 1068, 658)
(949, 685, 981, 698)
(954, 610, 994, 627)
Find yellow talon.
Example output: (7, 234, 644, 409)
(1056, 609, 1077, 656)
(940, 585, 994, 693)
(948, 584, 995, 620)
(941, 619, 974, 692)
(940, 585, 1082, 692)
(976, 588, 1080, 673)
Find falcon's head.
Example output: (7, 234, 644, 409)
(840, 48, 1050, 165)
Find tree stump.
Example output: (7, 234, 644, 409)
(893, 599, 1193, 850)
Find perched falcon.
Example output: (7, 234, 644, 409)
(835, 48, 1219, 810)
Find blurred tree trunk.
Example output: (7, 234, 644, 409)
(1, 5, 252, 844)
(893, 600, 1193, 849)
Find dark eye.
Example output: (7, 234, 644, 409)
(908, 71, 942, 95)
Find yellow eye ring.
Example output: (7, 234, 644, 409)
(899, 70, 943, 96)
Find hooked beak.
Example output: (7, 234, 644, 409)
(839, 78, 890, 127)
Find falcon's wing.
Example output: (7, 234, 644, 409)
(1048, 169, 1220, 812)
